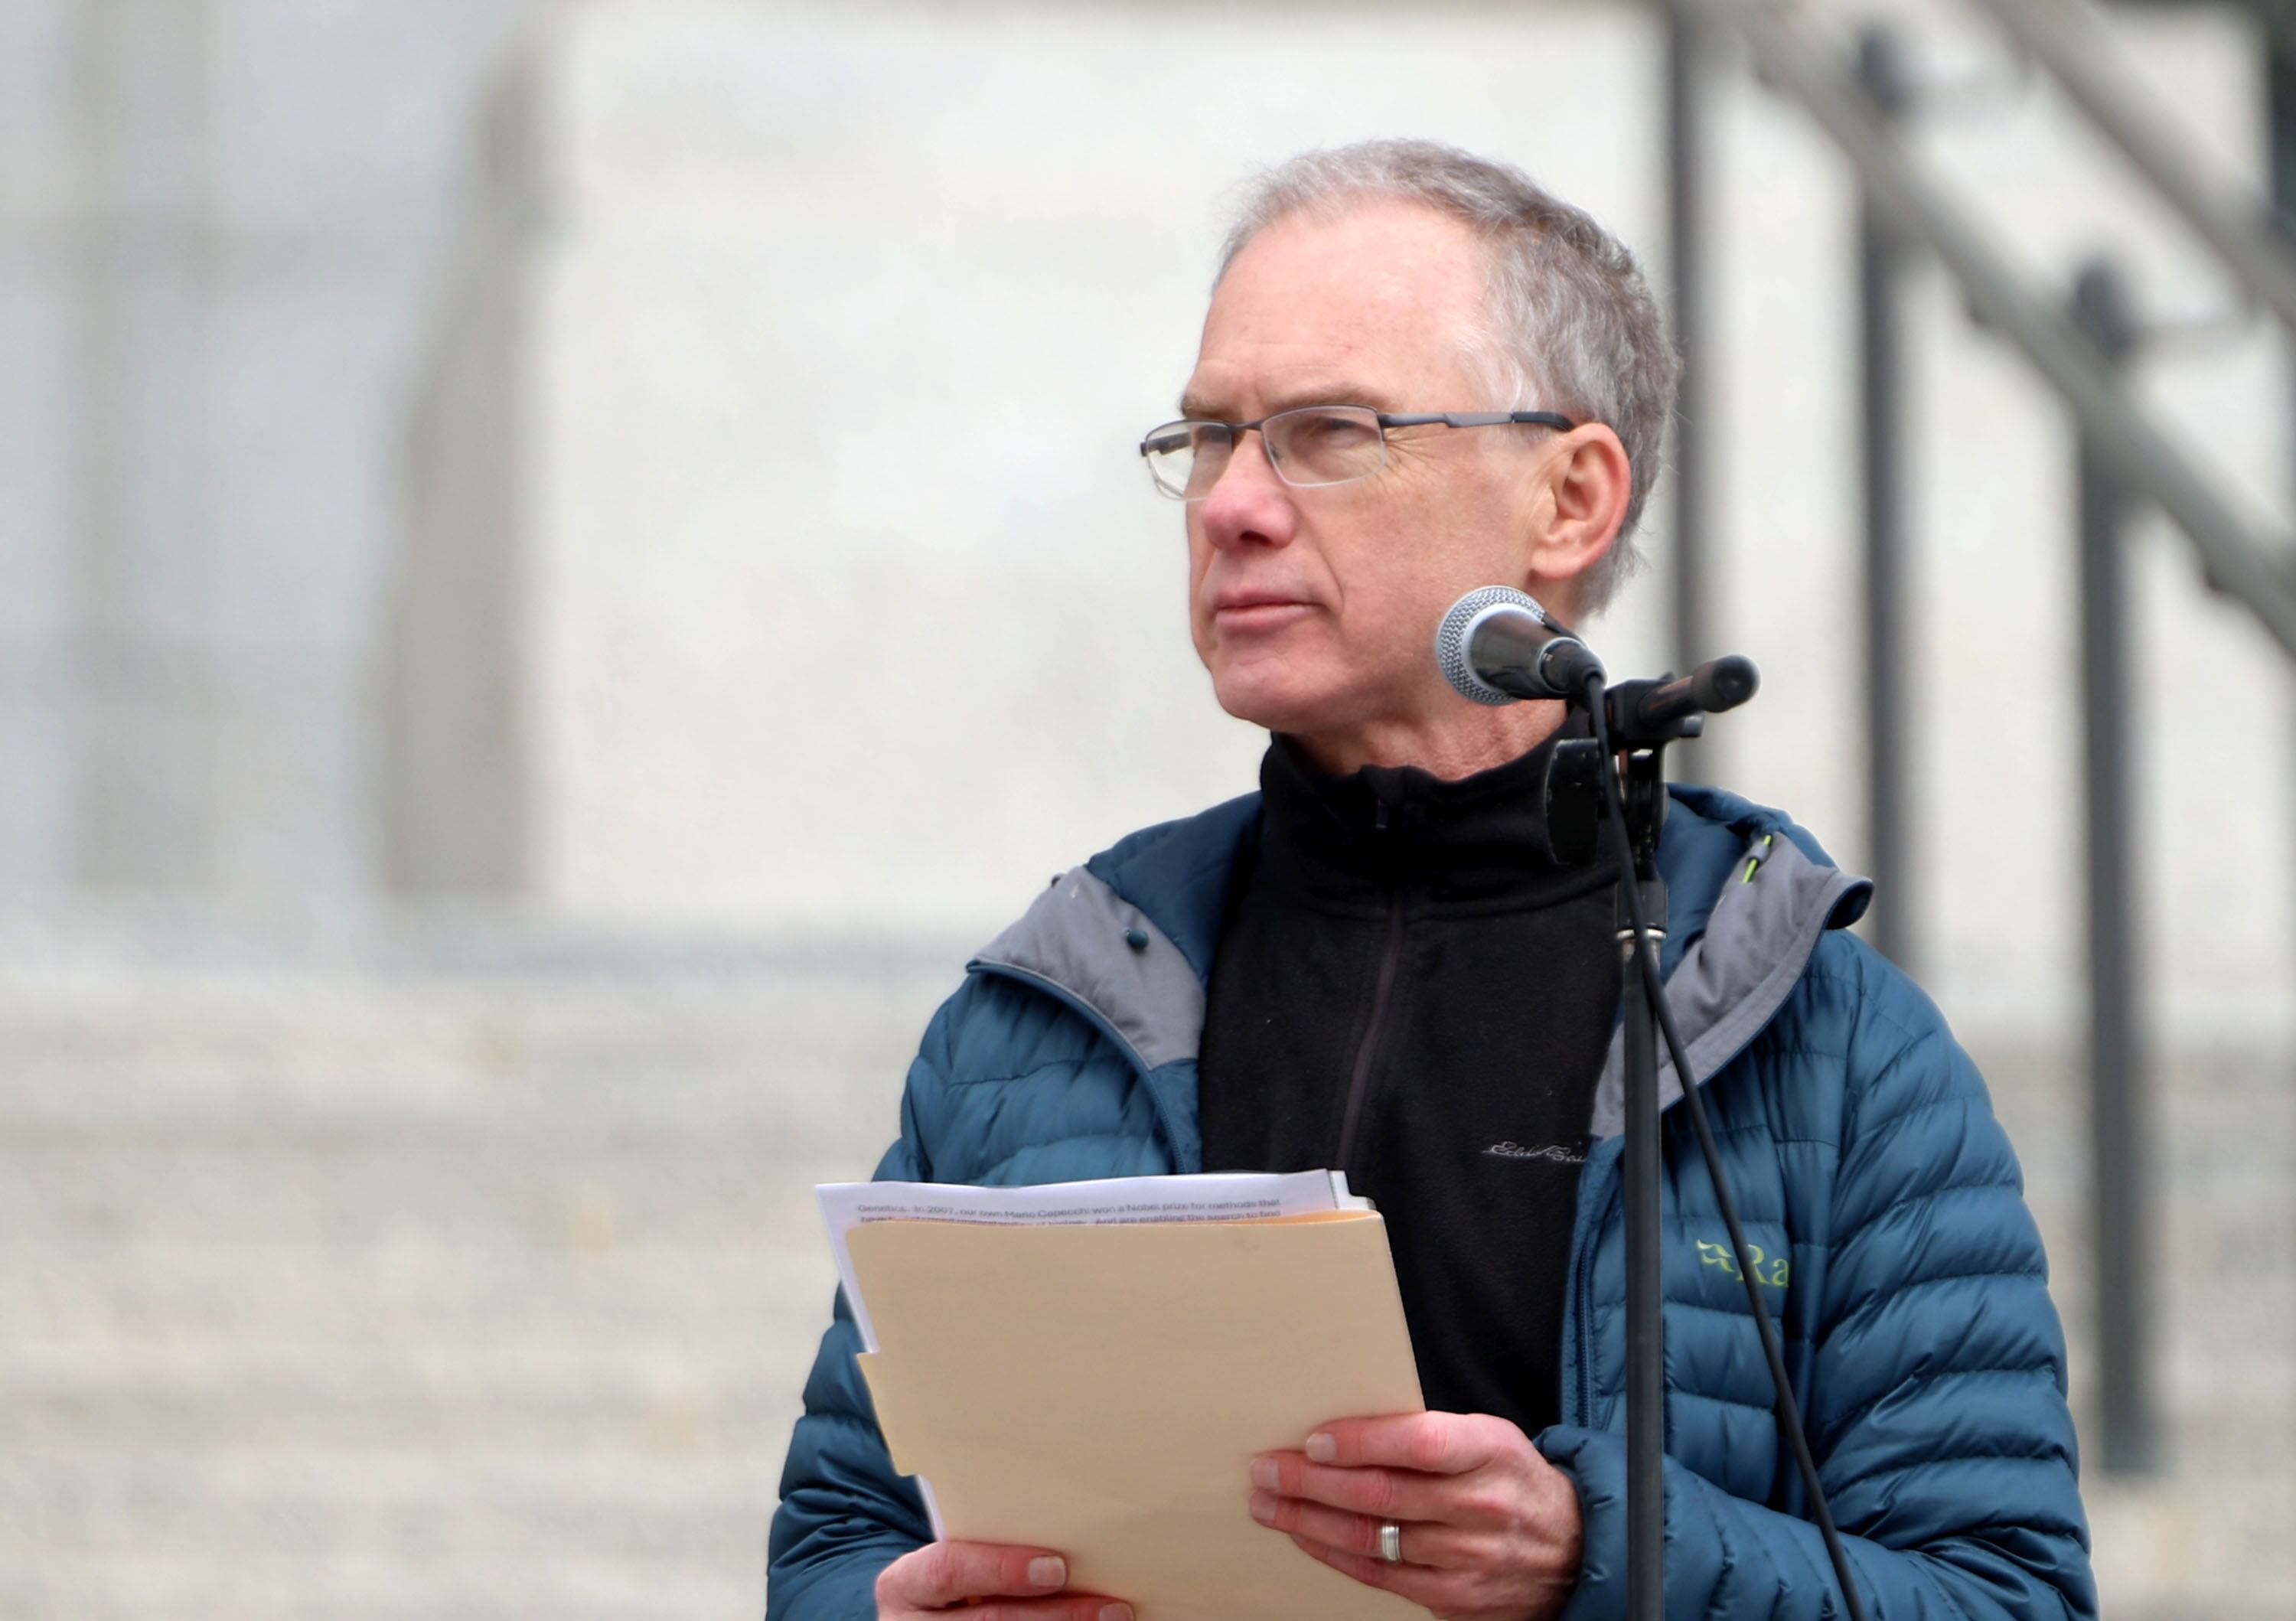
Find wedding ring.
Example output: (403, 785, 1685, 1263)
(1378, 1520, 1403, 1564)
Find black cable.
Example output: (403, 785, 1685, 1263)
(1585, 675, 1871, 1621)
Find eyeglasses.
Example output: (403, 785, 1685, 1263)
(1138, 404, 1575, 501)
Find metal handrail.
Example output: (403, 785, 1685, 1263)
(1968, 0, 2296, 338)
(1676, 0, 2296, 660)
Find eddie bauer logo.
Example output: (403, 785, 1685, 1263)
(1482, 1141, 1585, 1165)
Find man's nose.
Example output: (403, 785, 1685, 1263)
(1195, 431, 1296, 552)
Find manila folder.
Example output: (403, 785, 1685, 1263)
(851, 1212, 1425, 1621)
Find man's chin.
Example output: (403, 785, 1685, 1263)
(1206, 668, 1353, 739)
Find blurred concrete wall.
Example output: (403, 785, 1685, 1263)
(380, 0, 1671, 938)
(0, 0, 530, 906)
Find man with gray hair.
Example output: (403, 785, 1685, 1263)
(768, 140, 2093, 1621)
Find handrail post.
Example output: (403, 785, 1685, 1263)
(1856, 27, 1915, 970)
(1666, 6, 1711, 778)
(1969, 0, 2296, 338)
(2070, 259, 2160, 1476)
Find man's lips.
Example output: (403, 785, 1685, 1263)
(1208, 593, 1316, 628)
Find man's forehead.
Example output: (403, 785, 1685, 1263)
(1186, 199, 1489, 416)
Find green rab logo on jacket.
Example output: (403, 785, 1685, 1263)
(1696, 1237, 1789, 1290)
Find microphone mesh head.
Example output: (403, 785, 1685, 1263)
(1434, 585, 1545, 706)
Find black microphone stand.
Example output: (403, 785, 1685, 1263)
(1544, 657, 1760, 1621)
(1609, 729, 1671, 1621)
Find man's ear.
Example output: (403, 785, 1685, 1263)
(1525, 424, 1632, 615)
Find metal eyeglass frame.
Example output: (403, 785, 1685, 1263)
(1138, 406, 1577, 500)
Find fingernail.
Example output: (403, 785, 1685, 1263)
(1248, 1489, 1277, 1525)
(1028, 1555, 1065, 1587)
(1099, 1606, 1133, 1621)
(1305, 1432, 1337, 1463)
(1249, 1456, 1279, 1490)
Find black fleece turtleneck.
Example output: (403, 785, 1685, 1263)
(1199, 723, 1619, 1440)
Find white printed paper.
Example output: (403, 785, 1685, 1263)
(817, 1171, 1365, 1352)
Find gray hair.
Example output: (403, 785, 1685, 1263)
(1216, 139, 1680, 615)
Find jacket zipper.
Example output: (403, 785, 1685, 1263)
(1570, 1162, 1605, 1425)
(1333, 885, 1406, 1174)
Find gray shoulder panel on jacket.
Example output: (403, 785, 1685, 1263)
(969, 866, 1205, 1075)
(1590, 836, 1871, 1141)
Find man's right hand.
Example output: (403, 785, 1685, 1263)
(873, 1541, 1132, 1621)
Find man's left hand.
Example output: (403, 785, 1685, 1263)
(1247, 1411, 1582, 1621)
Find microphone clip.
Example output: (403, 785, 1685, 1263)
(1543, 735, 1674, 869)
(1542, 656, 1763, 868)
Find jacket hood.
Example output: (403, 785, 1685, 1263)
(1589, 783, 1871, 1139)
(970, 780, 1870, 1142)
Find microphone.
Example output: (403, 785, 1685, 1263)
(1433, 585, 1606, 705)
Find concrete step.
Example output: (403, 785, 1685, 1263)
(0, 953, 941, 1621)
(1, 1548, 755, 1621)
(0, 1238, 827, 1345)
(2, 1445, 767, 1564)
(0, 1133, 861, 1248)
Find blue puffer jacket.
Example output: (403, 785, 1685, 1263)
(768, 784, 2096, 1620)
